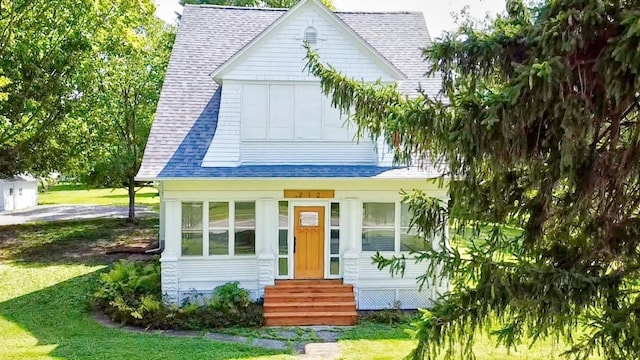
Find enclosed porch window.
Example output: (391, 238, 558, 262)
(181, 201, 256, 257)
(361, 202, 428, 253)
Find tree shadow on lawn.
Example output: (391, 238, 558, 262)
(0, 270, 287, 360)
(0, 218, 160, 266)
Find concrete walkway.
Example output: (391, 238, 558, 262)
(94, 311, 344, 359)
(0, 204, 157, 226)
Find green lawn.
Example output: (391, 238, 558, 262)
(38, 183, 160, 207)
(0, 218, 595, 359)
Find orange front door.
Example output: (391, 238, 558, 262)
(294, 206, 325, 279)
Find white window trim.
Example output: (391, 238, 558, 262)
(328, 201, 341, 278)
(180, 200, 256, 258)
(276, 201, 289, 279)
(361, 201, 423, 255)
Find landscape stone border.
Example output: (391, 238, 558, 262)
(93, 310, 346, 359)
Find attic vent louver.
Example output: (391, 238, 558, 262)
(304, 27, 318, 45)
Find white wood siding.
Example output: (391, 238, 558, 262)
(241, 141, 376, 164)
(202, 3, 398, 167)
(161, 178, 449, 309)
(180, 258, 258, 282)
(202, 83, 242, 167)
(222, 5, 397, 83)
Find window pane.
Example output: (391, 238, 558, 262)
(182, 202, 203, 230)
(330, 257, 340, 275)
(209, 202, 229, 228)
(362, 229, 395, 251)
(331, 203, 340, 226)
(279, 229, 288, 255)
(400, 231, 428, 252)
(330, 229, 340, 255)
(279, 201, 288, 227)
(235, 229, 255, 255)
(401, 203, 415, 228)
(235, 202, 255, 227)
(363, 203, 394, 227)
(278, 258, 288, 276)
(209, 230, 229, 255)
(182, 232, 203, 256)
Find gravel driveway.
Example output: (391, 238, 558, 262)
(0, 205, 158, 226)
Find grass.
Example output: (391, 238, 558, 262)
(0, 219, 293, 360)
(38, 183, 160, 208)
(0, 218, 600, 359)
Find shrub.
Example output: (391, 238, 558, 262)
(94, 259, 163, 325)
(359, 302, 416, 326)
(94, 260, 263, 329)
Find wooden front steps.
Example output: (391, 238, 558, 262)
(263, 279, 358, 326)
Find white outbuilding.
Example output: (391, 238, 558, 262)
(0, 175, 38, 212)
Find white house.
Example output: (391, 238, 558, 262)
(0, 175, 38, 212)
(137, 0, 447, 325)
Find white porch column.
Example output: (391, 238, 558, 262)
(342, 198, 361, 301)
(256, 198, 277, 297)
(160, 199, 180, 305)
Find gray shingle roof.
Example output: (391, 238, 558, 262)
(137, 5, 440, 180)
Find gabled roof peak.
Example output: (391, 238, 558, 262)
(184, 4, 422, 16)
(184, 4, 287, 11)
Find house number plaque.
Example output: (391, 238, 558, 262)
(300, 212, 319, 227)
(284, 190, 335, 198)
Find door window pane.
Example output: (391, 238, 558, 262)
(278, 258, 288, 276)
(330, 257, 340, 276)
(331, 203, 340, 226)
(330, 230, 340, 255)
(279, 201, 288, 227)
(363, 203, 394, 227)
(279, 230, 288, 255)
(362, 229, 395, 252)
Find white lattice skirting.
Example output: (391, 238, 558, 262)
(357, 288, 436, 310)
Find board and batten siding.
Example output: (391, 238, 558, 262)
(239, 83, 376, 164)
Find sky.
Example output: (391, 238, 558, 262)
(153, 0, 507, 38)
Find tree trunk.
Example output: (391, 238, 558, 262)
(127, 177, 136, 223)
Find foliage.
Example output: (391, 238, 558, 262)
(205, 281, 252, 313)
(0, 263, 285, 359)
(180, 0, 334, 11)
(0, 0, 100, 177)
(94, 259, 162, 322)
(358, 307, 416, 326)
(67, 1, 174, 222)
(305, 0, 640, 359)
(94, 261, 263, 329)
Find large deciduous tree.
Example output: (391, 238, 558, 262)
(0, 0, 98, 177)
(71, 0, 174, 222)
(306, 0, 640, 359)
